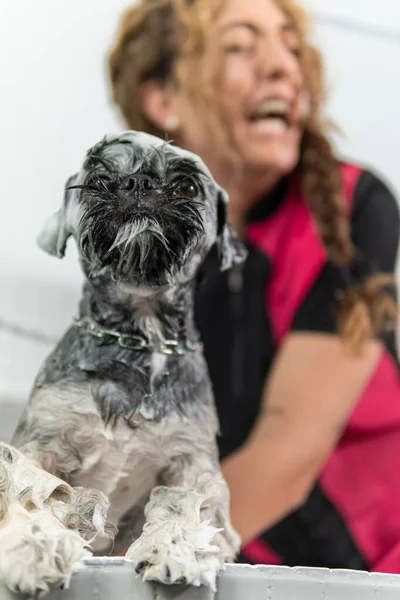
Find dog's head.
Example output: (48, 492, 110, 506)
(38, 132, 246, 287)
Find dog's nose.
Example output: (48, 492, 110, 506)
(122, 175, 157, 193)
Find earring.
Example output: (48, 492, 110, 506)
(165, 115, 180, 132)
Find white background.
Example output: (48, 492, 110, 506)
(1, 0, 400, 400)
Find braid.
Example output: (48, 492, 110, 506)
(300, 128, 355, 265)
(300, 127, 398, 352)
(337, 275, 398, 351)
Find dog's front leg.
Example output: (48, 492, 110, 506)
(0, 441, 115, 597)
(126, 453, 240, 590)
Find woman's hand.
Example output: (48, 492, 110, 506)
(221, 331, 383, 544)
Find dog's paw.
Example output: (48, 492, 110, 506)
(52, 485, 117, 542)
(125, 520, 224, 591)
(0, 506, 91, 596)
(134, 552, 222, 591)
(212, 526, 241, 563)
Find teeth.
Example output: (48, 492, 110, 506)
(253, 99, 290, 118)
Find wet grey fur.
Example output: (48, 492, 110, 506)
(0, 132, 244, 596)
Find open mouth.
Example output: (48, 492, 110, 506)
(248, 99, 292, 128)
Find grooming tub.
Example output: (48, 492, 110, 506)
(2, 558, 400, 599)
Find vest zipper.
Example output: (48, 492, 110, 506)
(228, 263, 245, 400)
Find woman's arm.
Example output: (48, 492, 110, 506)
(222, 332, 383, 544)
(222, 169, 399, 543)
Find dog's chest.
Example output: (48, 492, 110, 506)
(72, 413, 195, 526)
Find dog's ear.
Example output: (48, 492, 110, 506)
(37, 174, 78, 258)
(216, 188, 247, 271)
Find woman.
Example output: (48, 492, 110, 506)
(108, 0, 400, 571)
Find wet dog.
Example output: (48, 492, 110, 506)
(0, 132, 244, 595)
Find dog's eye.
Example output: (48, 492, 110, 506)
(172, 179, 198, 199)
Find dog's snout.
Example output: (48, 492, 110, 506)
(122, 175, 157, 193)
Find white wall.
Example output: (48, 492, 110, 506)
(305, 0, 400, 34)
(305, 0, 400, 194)
(1, 0, 400, 400)
(0, 0, 131, 399)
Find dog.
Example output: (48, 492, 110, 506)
(0, 132, 245, 596)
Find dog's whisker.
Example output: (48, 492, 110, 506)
(67, 184, 96, 192)
(107, 220, 148, 254)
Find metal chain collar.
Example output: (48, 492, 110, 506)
(73, 317, 203, 355)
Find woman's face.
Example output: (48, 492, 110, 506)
(173, 0, 306, 177)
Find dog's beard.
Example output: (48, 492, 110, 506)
(79, 198, 205, 286)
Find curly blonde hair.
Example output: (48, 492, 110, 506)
(108, 0, 397, 350)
